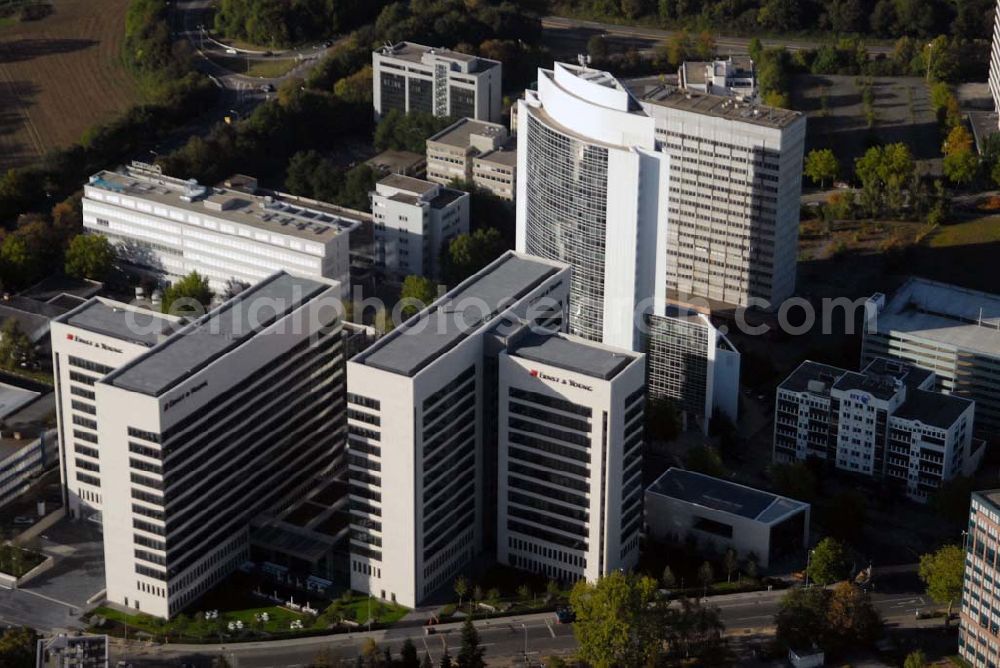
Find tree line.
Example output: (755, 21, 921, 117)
(214, 0, 388, 47)
(557, 0, 994, 41)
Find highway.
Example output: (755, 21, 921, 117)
(112, 571, 937, 667)
(541, 15, 895, 58)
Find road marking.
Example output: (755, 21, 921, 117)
(545, 619, 555, 638)
(5, 587, 78, 610)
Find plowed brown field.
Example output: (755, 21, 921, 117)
(0, 0, 139, 170)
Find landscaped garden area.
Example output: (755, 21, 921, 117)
(88, 572, 406, 643)
(0, 544, 46, 577)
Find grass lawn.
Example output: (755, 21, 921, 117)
(325, 593, 408, 625)
(206, 54, 297, 78)
(0, 545, 46, 577)
(928, 216, 1000, 247)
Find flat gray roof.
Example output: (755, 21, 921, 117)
(779, 360, 846, 395)
(376, 42, 498, 70)
(358, 253, 563, 377)
(647, 468, 808, 523)
(0, 383, 39, 422)
(874, 277, 1000, 358)
(975, 490, 1000, 512)
(428, 117, 507, 149)
(88, 167, 360, 244)
(476, 145, 517, 167)
(378, 173, 439, 196)
(58, 298, 181, 347)
(636, 86, 802, 129)
(508, 332, 637, 381)
(106, 273, 330, 397)
(893, 388, 972, 429)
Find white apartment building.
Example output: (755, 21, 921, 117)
(774, 357, 981, 502)
(373, 42, 502, 123)
(346, 252, 570, 607)
(678, 56, 756, 98)
(990, 0, 1000, 127)
(960, 490, 1000, 667)
(51, 299, 182, 521)
(82, 164, 359, 297)
(636, 87, 806, 307)
(371, 174, 470, 280)
(498, 332, 644, 582)
(95, 272, 346, 617)
(426, 118, 517, 200)
(863, 277, 1000, 434)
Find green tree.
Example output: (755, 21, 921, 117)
(454, 576, 469, 609)
(770, 461, 819, 503)
(334, 65, 373, 105)
(569, 571, 664, 668)
(161, 271, 213, 315)
(723, 548, 739, 583)
(775, 586, 830, 651)
(661, 565, 676, 589)
(919, 544, 965, 616)
(809, 537, 851, 585)
(695, 31, 716, 60)
(456, 618, 486, 668)
(904, 649, 927, 668)
(64, 234, 116, 281)
(664, 597, 726, 661)
(684, 445, 726, 478)
(338, 164, 378, 211)
(758, 0, 801, 31)
(400, 638, 419, 668)
(665, 29, 692, 66)
(854, 143, 914, 217)
(0, 626, 37, 668)
(645, 395, 680, 443)
(587, 35, 609, 62)
(748, 37, 764, 63)
(442, 227, 507, 285)
(517, 583, 532, 604)
(0, 320, 35, 371)
(805, 149, 840, 188)
(400, 275, 438, 319)
(697, 561, 715, 592)
(943, 149, 979, 185)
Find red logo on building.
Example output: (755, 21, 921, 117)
(66, 334, 74, 341)
(529, 369, 538, 377)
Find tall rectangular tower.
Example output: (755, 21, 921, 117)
(96, 273, 345, 618)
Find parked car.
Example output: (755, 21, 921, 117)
(555, 606, 575, 624)
(13, 516, 33, 526)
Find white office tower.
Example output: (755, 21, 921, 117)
(373, 42, 503, 123)
(637, 87, 806, 306)
(774, 357, 982, 502)
(515, 62, 670, 350)
(346, 252, 570, 606)
(95, 273, 345, 617)
(991, 0, 1000, 127)
(371, 174, 470, 280)
(82, 164, 359, 297)
(50, 300, 182, 522)
(497, 333, 645, 582)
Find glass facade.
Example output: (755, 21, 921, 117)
(522, 112, 609, 342)
(408, 78, 433, 114)
(644, 313, 709, 416)
(449, 86, 476, 119)
(380, 73, 406, 114)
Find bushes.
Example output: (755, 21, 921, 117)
(214, 0, 387, 47)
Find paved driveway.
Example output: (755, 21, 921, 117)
(0, 518, 105, 632)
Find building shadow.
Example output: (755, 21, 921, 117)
(0, 38, 97, 65)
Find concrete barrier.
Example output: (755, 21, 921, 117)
(13, 506, 65, 546)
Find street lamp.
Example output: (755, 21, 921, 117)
(925, 41, 935, 82)
(805, 548, 816, 587)
(522, 623, 528, 667)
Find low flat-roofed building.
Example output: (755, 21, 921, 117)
(426, 118, 516, 200)
(36, 633, 108, 668)
(367, 149, 427, 179)
(775, 356, 982, 502)
(371, 174, 470, 280)
(83, 163, 361, 297)
(864, 277, 1000, 434)
(645, 467, 809, 569)
(0, 377, 57, 510)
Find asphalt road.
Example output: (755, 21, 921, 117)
(114, 572, 933, 667)
(540, 15, 895, 58)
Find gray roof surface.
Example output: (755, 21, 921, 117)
(975, 490, 1000, 511)
(60, 299, 181, 347)
(89, 168, 359, 244)
(779, 360, 847, 395)
(360, 254, 561, 377)
(0, 306, 53, 340)
(508, 332, 637, 381)
(476, 145, 517, 167)
(647, 468, 808, 522)
(378, 173, 439, 196)
(377, 42, 497, 69)
(893, 388, 972, 429)
(107, 273, 329, 396)
(636, 86, 802, 129)
(874, 277, 1000, 358)
(428, 118, 507, 149)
